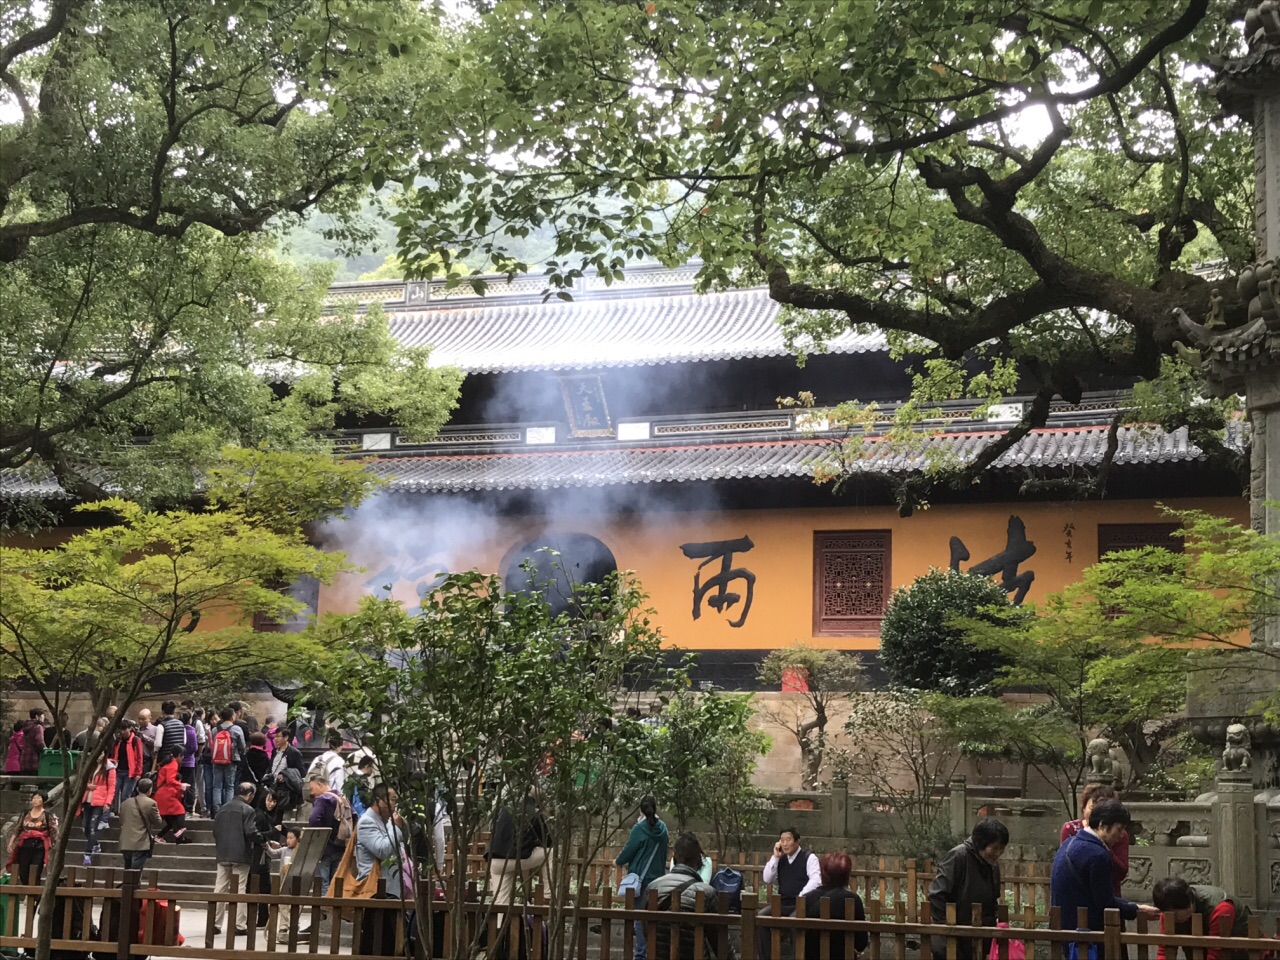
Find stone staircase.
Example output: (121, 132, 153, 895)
(64, 814, 301, 892)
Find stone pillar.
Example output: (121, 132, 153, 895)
(949, 777, 968, 837)
(1214, 770, 1259, 906)
(830, 776, 849, 838)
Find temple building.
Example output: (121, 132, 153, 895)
(304, 264, 1247, 687)
(0, 263, 1248, 686)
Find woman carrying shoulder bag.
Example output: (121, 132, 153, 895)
(614, 796, 668, 960)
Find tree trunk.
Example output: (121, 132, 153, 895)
(33, 731, 111, 960)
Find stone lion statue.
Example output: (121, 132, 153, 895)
(1086, 738, 1117, 779)
(1221, 723, 1252, 772)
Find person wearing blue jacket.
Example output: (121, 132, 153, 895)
(1051, 799, 1159, 958)
(615, 795, 669, 960)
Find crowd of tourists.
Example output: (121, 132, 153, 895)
(602, 784, 1258, 960)
(3, 707, 1263, 958)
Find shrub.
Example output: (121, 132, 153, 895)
(879, 569, 1012, 694)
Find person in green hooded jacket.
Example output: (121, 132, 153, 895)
(615, 795, 669, 960)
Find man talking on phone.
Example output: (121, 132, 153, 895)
(757, 826, 820, 959)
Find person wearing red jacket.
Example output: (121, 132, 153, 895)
(79, 754, 117, 865)
(1059, 783, 1129, 896)
(112, 720, 145, 815)
(1152, 877, 1254, 960)
(152, 748, 189, 844)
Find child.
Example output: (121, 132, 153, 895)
(271, 827, 301, 940)
(81, 755, 117, 865)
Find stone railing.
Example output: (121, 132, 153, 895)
(754, 768, 1278, 913)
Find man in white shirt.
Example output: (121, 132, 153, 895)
(757, 826, 820, 959)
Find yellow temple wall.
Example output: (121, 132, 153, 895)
(314, 495, 1247, 650)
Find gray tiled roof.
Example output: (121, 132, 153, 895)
(387, 287, 885, 373)
(368, 423, 1232, 493)
(0, 422, 1241, 500)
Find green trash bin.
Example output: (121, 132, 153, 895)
(37, 748, 79, 779)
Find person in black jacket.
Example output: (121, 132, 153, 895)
(928, 818, 1009, 960)
(486, 793, 550, 905)
(250, 788, 289, 927)
(800, 851, 868, 960)
(268, 728, 305, 811)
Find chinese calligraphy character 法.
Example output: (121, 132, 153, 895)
(679, 535, 756, 628)
(947, 515, 1037, 605)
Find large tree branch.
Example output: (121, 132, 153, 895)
(887, 387, 1057, 516)
(0, 0, 78, 73)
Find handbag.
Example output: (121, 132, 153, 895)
(617, 840, 661, 898)
(987, 922, 1026, 960)
(325, 828, 381, 920)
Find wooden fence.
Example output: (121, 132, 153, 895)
(2, 873, 1278, 960)
(460, 847, 1053, 923)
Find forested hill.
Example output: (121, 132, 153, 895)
(277, 194, 560, 281)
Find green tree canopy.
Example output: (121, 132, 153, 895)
(399, 0, 1250, 511)
(0, 0, 466, 510)
(312, 568, 673, 959)
(0, 450, 372, 960)
(879, 568, 1013, 694)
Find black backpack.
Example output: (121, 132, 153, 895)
(711, 867, 743, 913)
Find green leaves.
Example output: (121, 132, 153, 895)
(0, 0, 465, 506)
(879, 568, 1015, 695)
(0, 471, 348, 702)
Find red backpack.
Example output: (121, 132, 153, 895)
(211, 727, 235, 766)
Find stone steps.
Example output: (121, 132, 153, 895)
(61, 814, 302, 893)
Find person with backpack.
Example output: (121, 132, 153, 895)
(647, 832, 723, 959)
(307, 773, 352, 897)
(209, 705, 246, 817)
(307, 730, 347, 793)
(614, 795, 669, 960)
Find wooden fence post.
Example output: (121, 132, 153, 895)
(116, 870, 138, 960)
(906, 859, 918, 923)
(1104, 908, 1121, 959)
(740, 891, 757, 960)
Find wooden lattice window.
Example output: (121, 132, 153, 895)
(813, 531, 891, 637)
(1097, 523, 1184, 558)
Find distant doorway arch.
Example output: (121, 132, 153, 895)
(501, 533, 618, 617)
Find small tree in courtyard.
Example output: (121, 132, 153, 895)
(650, 690, 770, 855)
(757, 643, 861, 789)
(313, 566, 673, 960)
(835, 690, 964, 860)
(0, 450, 370, 960)
(880, 569, 1014, 695)
(934, 510, 1261, 809)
